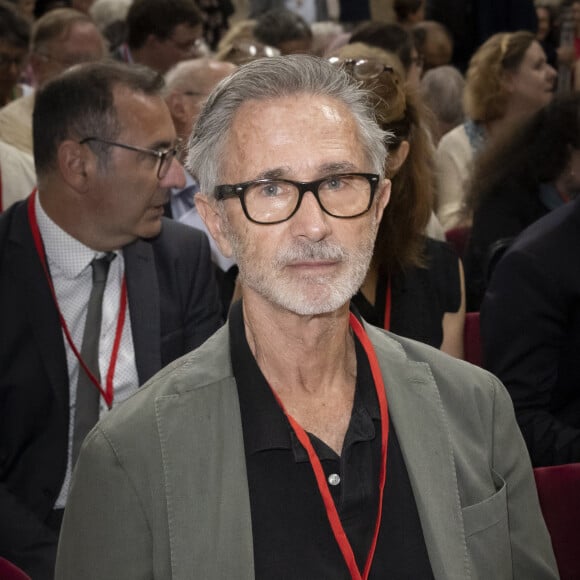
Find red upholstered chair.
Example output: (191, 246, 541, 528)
(534, 463, 580, 580)
(445, 226, 471, 258)
(463, 311, 482, 367)
(0, 557, 31, 580)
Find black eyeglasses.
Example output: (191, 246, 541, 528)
(215, 173, 379, 225)
(79, 137, 181, 179)
(328, 57, 395, 80)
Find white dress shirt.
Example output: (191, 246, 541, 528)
(35, 194, 139, 507)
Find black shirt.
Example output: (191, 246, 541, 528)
(229, 301, 434, 579)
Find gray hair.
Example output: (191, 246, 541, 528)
(187, 54, 387, 196)
(420, 65, 465, 126)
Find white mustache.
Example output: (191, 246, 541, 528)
(274, 241, 347, 266)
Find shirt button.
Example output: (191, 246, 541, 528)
(328, 473, 341, 486)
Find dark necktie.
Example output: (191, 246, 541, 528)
(72, 253, 115, 464)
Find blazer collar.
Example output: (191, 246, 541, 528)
(123, 237, 161, 383)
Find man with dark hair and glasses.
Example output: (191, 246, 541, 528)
(57, 55, 556, 579)
(118, 0, 205, 74)
(0, 60, 223, 580)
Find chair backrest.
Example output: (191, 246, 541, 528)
(534, 463, 580, 580)
(463, 311, 482, 366)
(0, 557, 31, 580)
(445, 226, 471, 258)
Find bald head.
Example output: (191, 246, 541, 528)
(164, 58, 236, 143)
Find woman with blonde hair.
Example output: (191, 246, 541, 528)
(434, 31, 557, 230)
(333, 43, 466, 357)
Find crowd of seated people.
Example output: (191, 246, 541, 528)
(0, 0, 579, 578)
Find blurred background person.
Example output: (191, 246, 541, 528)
(164, 58, 236, 161)
(349, 21, 424, 88)
(434, 31, 557, 231)
(481, 184, 580, 467)
(89, 0, 132, 55)
(394, 0, 425, 28)
(253, 8, 312, 54)
(71, 0, 95, 13)
(163, 56, 238, 314)
(248, 0, 328, 22)
(463, 92, 580, 311)
(536, 2, 559, 67)
(412, 20, 453, 72)
(118, 0, 205, 73)
(333, 44, 465, 357)
(0, 8, 106, 156)
(310, 20, 347, 56)
(419, 64, 465, 145)
(195, 0, 235, 51)
(7, 0, 35, 20)
(215, 18, 282, 64)
(0, 139, 35, 211)
(572, 0, 580, 89)
(0, 1, 31, 107)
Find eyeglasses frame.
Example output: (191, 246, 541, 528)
(79, 136, 181, 179)
(214, 172, 380, 225)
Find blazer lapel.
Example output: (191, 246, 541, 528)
(366, 324, 469, 580)
(155, 374, 255, 579)
(7, 204, 69, 411)
(123, 239, 161, 383)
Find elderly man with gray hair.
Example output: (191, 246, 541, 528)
(56, 55, 557, 579)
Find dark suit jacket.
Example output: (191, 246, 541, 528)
(464, 180, 550, 311)
(0, 200, 223, 578)
(481, 197, 580, 467)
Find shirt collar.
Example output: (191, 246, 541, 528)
(35, 192, 115, 279)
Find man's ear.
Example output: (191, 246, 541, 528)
(195, 193, 234, 257)
(57, 140, 93, 192)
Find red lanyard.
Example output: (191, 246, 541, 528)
(269, 312, 389, 580)
(383, 280, 392, 332)
(27, 191, 127, 409)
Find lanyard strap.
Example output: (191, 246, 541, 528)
(27, 191, 127, 408)
(269, 312, 389, 580)
(383, 279, 392, 331)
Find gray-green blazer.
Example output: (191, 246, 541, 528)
(55, 322, 559, 579)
